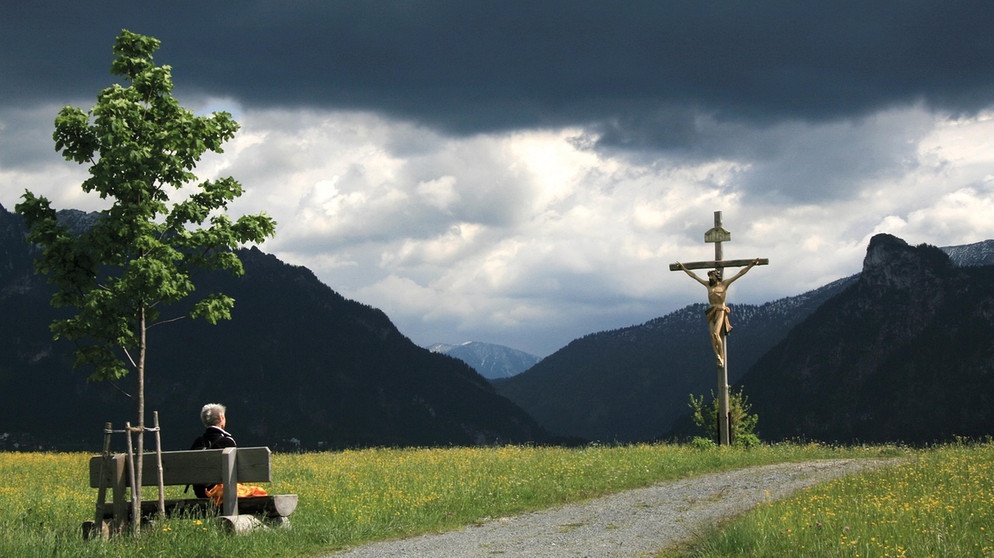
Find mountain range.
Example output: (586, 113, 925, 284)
(428, 342, 541, 379)
(492, 278, 852, 443)
(743, 234, 994, 443)
(0, 204, 554, 451)
(4, 200, 993, 450)
(495, 236, 994, 445)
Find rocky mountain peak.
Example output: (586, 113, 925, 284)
(860, 233, 954, 295)
(744, 233, 994, 443)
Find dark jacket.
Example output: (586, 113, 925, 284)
(189, 426, 236, 498)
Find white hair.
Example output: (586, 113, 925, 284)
(200, 403, 226, 427)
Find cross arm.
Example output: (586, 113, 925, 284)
(669, 258, 769, 271)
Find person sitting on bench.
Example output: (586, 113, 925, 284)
(189, 403, 236, 498)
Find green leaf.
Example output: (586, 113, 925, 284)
(191, 294, 236, 325)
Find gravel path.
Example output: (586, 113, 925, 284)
(327, 459, 896, 558)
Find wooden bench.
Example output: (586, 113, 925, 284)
(87, 446, 297, 534)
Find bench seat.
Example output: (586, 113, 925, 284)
(87, 446, 296, 535)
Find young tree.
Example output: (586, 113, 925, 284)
(15, 30, 276, 520)
(688, 387, 761, 447)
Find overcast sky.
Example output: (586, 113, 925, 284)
(3, 2, 994, 356)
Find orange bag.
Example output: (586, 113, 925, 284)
(204, 483, 268, 506)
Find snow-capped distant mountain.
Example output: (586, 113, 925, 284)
(428, 341, 542, 379)
(942, 239, 994, 266)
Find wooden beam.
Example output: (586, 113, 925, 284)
(669, 258, 768, 271)
(90, 447, 273, 487)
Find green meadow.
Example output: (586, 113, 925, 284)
(677, 442, 994, 557)
(3, 442, 989, 557)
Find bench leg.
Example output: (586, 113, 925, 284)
(110, 454, 128, 535)
(221, 447, 239, 516)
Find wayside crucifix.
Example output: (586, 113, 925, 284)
(670, 211, 768, 445)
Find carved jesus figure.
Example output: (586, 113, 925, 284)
(676, 259, 760, 367)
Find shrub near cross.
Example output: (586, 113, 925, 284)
(85, 447, 297, 536)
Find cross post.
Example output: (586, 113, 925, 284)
(670, 211, 768, 446)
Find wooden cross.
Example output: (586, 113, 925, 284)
(667, 212, 769, 272)
(670, 210, 768, 446)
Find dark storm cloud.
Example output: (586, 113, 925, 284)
(3, 1, 994, 146)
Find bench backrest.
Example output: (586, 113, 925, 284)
(89, 446, 272, 488)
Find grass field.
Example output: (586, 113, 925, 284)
(0, 442, 963, 558)
(678, 442, 994, 557)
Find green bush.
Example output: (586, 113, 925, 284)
(688, 387, 760, 447)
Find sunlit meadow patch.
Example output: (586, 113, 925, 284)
(684, 443, 994, 557)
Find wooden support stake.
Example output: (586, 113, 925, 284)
(153, 412, 165, 520)
(124, 422, 139, 535)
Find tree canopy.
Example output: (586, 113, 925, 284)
(17, 29, 276, 380)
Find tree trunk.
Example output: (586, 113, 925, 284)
(134, 306, 146, 535)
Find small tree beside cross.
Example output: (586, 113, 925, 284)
(15, 29, 276, 530)
(688, 388, 761, 447)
